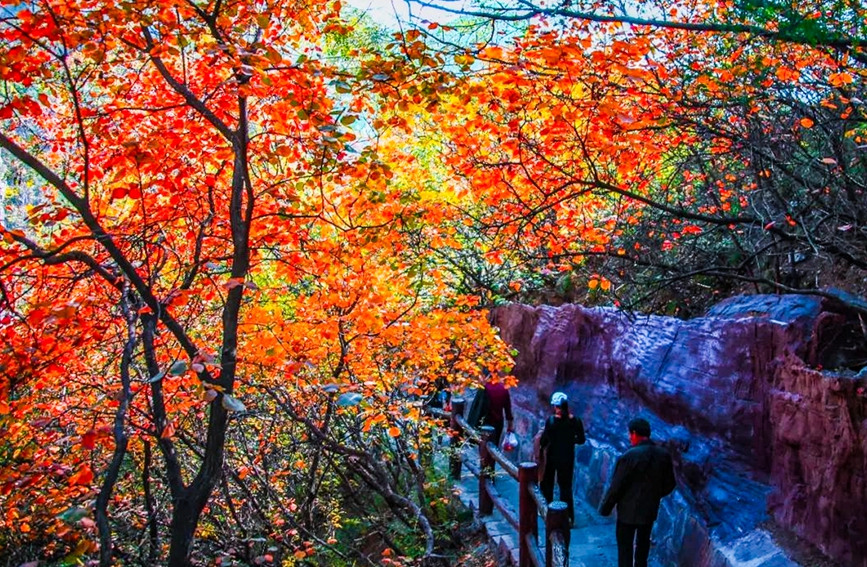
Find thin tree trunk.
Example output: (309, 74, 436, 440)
(95, 286, 136, 566)
(142, 440, 158, 565)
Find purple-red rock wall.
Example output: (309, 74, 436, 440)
(490, 297, 867, 567)
(768, 356, 867, 566)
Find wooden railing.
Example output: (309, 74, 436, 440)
(432, 397, 570, 567)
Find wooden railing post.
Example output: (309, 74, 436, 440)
(518, 462, 538, 567)
(478, 425, 495, 516)
(545, 501, 569, 567)
(449, 398, 465, 480)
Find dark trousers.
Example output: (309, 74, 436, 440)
(616, 521, 653, 567)
(540, 459, 574, 523)
(489, 420, 504, 449)
(479, 421, 504, 480)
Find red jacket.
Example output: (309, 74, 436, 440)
(483, 381, 513, 425)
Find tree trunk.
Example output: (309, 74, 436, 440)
(166, 402, 229, 566)
(96, 288, 136, 566)
(142, 440, 159, 565)
(167, 496, 201, 567)
(96, 435, 128, 567)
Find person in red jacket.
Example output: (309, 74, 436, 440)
(481, 376, 513, 448)
(599, 418, 676, 567)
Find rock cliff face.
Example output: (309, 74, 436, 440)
(492, 296, 867, 567)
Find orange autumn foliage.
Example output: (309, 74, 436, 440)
(1, 0, 863, 563)
(0, 1, 511, 565)
(373, 1, 865, 305)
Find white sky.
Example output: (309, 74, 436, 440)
(345, 0, 468, 28)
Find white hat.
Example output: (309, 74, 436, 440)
(550, 391, 568, 406)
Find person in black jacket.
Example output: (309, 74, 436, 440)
(538, 391, 585, 526)
(599, 418, 676, 567)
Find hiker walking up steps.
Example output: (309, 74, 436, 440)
(538, 391, 585, 527)
(467, 369, 514, 448)
(482, 372, 514, 448)
(599, 417, 676, 567)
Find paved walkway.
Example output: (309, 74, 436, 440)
(451, 445, 663, 567)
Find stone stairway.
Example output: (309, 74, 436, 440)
(452, 444, 665, 567)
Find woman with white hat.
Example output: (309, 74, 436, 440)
(539, 391, 586, 527)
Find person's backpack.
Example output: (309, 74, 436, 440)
(466, 387, 489, 428)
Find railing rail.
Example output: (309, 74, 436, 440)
(488, 441, 520, 479)
(484, 478, 519, 531)
(531, 484, 548, 520)
(433, 396, 569, 567)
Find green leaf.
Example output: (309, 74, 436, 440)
(336, 392, 362, 406)
(58, 507, 89, 524)
(222, 394, 246, 412)
(148, 370, 166, 383)
(169, 361, 187, 376)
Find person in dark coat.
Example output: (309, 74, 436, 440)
(599, 418, 676, 567)
(481, 376, 513, 447)
(538, 391, 585, 526)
